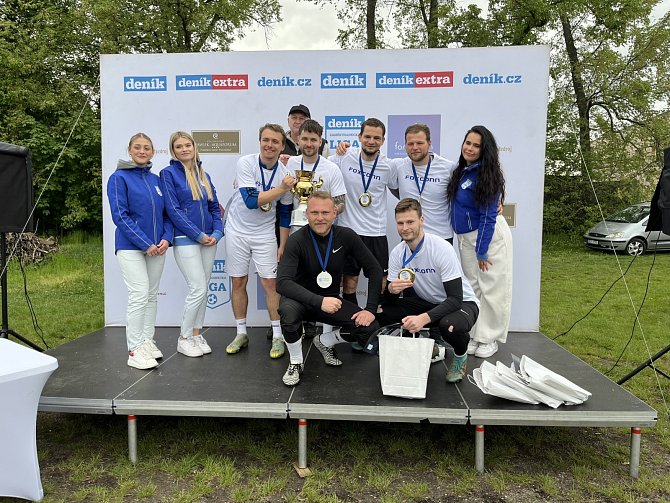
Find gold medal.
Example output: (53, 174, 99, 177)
(260, 202, 272, 212)
(358, 192, 372, 207)
(398, 268, 415, 282)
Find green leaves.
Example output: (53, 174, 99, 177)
(0, 0, 280, 233)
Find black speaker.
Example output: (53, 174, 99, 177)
(0, 142, 34, 233)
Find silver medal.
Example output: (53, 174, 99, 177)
(316, 271, 333, 288)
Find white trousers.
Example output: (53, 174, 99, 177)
(173, 243, 218, 337)
(116, 250, 166, 351)
(458, 215, 513, 344)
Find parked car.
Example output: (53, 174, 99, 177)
(583, 202, 670, 256)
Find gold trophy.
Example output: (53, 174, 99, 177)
(290, 170, 324, 227)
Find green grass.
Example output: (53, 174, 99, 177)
(2, 233, 670, 502)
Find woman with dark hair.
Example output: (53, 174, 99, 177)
(107, 133, 172, 369)
(447, 125, 513, 358)
(161, 131, 223, 358)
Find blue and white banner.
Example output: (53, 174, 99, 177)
(101, 46, 550, 330)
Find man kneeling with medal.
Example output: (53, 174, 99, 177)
(276, 191, 382, 386)
(378, 198, 480, 383)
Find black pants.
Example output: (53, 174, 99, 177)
(279, 296, 379, 345)
(377, 297, 479, 356)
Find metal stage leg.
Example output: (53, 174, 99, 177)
(629, 427, 641, 479)
(292, 418, 311, 477)
(475, 425, 485, 473)
(128, 415, 138, 465)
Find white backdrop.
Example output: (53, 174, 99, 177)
(101, 46, 549, 330)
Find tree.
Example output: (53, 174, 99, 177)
(0, 0, 281, 233)
(0, 0, 102, 233)
(392, 0, 670, 232)
(304, 0, 391, 48)
(85, 0, 281, 53)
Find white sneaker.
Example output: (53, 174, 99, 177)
(193, 335, 212, 354)
(177, 336, 204, 357)
(467, 339, 479, 355)
(475, 341, 498, 358)
(144, 339, 163, 359)
(127, 344, 158, 370)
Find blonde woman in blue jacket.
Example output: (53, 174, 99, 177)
(107, 133, 173, 370)
(161, 131, 223, 358)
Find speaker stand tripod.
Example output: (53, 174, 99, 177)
(617, 345, 670, 384)
(0, 232, 43, 351)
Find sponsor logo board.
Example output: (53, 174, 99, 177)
(324, 115, 366, 151)
(462, 73, 522, 85)
(257, 75, 313, 87)
(207, 260, 231, 309)
(176, 74, 249, 90)
(124, 76, 167, 92)
(320, 73, 366, 89)
(386, 114, 441, 159)
(192, 131, 241, 154)
(376, 71, 454, 88)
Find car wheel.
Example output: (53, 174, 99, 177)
(626, 238, 646, 256)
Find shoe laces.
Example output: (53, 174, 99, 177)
(287, 363, 301, 375)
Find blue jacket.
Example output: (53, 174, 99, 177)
(450, 163, 499, 260)
(160, 159, 223, 246)
(107, 160, 173, 252)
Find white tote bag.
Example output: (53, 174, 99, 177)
(379, 333, 434, 399)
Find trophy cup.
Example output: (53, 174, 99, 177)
(290, 170, 324, 227)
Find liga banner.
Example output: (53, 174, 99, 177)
(101, 46, 550, 330)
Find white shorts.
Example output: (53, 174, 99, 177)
(224, 229, 278, 278)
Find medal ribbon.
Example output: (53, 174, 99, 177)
(402, 236, 425, 268)
(358, 154, 379, 194)
(309, 228, 334, 273)
(300, 156, 321, 173)
(411, 155, 432, 198)
(258, 156, 279, 192)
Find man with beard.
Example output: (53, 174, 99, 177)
(276, 192, 382, 386)
(328, 118, 393, 310)
(285, 119, 347, 228)
(388, 124, 457, 242)
(378, 198, 480, 383)
(340, 123, 456, 242)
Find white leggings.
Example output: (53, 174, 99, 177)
(458, 215, 513, 344)
(116, 250, 166, 351)
(173, 243, 218, 338)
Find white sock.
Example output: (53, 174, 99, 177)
(286, 339, 304, 364)
(271, 320, 282, 340)
(235, 318, 247, 335)
(322, 323, 334, 335)
(319, 328, 344, 347)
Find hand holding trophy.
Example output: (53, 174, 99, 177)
(290, 170, 324, 227)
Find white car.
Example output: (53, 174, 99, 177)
(583, 203, 670, 256)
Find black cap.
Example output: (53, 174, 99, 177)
(288, 104, 311, 118)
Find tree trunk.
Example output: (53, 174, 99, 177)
(366, 0, 377, 48)
(560, 13, 591, 157)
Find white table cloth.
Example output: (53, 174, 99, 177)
(0, 338, 58, 501)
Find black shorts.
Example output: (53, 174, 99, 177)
(343, 235, 389, 277)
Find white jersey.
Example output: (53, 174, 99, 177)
(225, 153, 293, 235)
(388, 154, 456, 239)
(285, 154, 347, 199)
(388, 232, 478, 306)
(329, 148, 393, 237)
